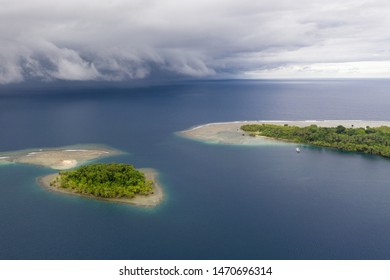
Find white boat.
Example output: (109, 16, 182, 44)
(296, 147, 301, 153)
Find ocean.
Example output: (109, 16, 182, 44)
(1, 79, 390, 259)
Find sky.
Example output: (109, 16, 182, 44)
(1, 0, 390, 83)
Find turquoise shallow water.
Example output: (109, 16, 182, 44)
(1, 80, 390, 259)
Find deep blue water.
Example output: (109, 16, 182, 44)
(1, 79, 390, 259)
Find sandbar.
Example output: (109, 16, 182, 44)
(0, 144, 121, 170)
(37, 168, 163, 207)
(178, 120, 390, 145)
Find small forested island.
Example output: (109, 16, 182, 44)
(38, 163, 163, 207)
(241, 124, 390, 157)
(53, 163, 153, 197)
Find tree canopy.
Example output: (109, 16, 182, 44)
(241, 124, 390, 157)
(51, 163, 153, 199)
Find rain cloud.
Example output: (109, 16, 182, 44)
(1, 0, 390, 83)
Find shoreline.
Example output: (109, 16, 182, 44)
(36, 168, 163, 207)
(179, 120, 390, 145)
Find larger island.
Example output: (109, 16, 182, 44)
(179, 120, 390, 157)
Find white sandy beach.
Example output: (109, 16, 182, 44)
(179, 120, 390, 145)
(0, 144, 121, 170)
(37, 168, 163, 207)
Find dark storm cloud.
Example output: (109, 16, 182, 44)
(1, 0, 390, 83)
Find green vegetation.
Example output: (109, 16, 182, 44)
(241, 124, 390, 157)
(51, 163, 153, 198)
